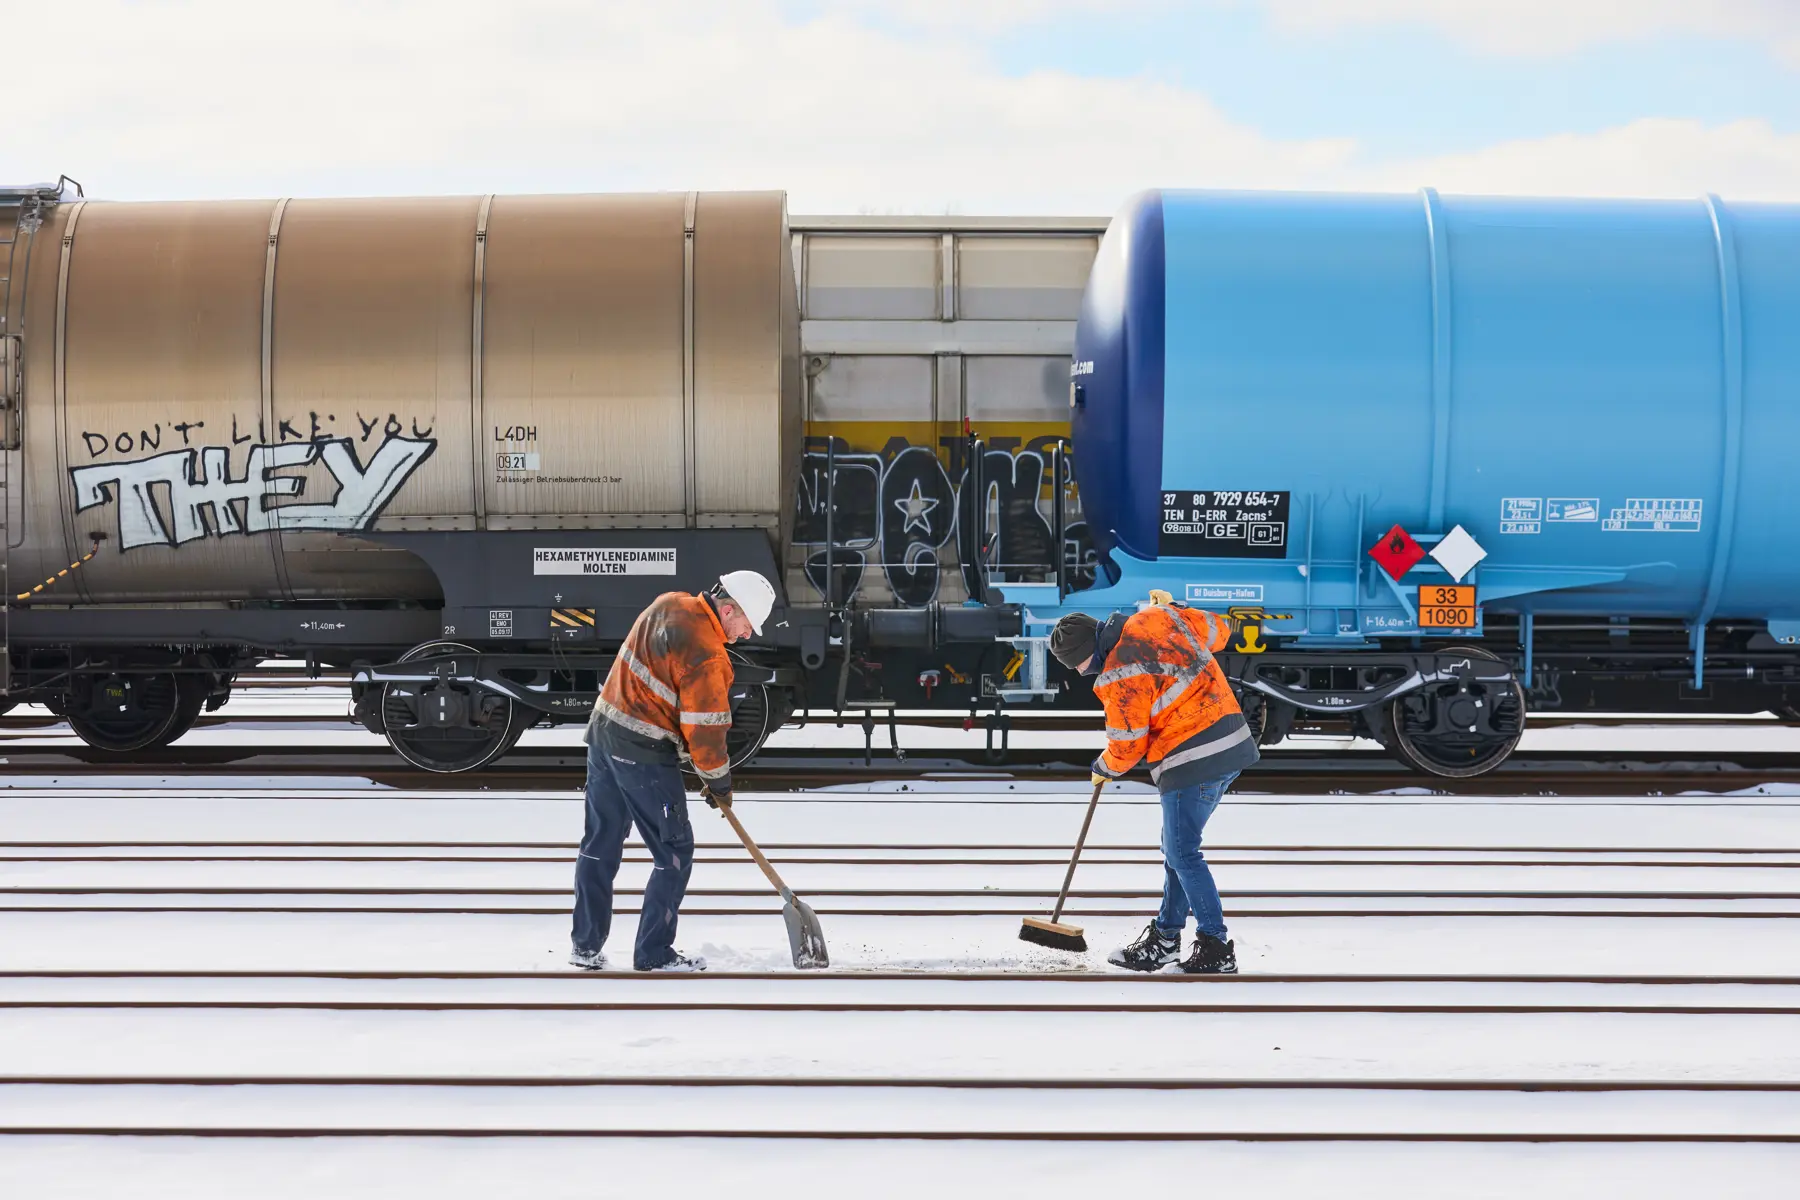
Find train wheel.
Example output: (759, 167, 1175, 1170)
(64, 670, 183, 753)
(380, 642, 526, 773)
(148, 671, 212, 749)
(1385, 647, 1526, 779)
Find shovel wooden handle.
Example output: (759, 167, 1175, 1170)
(716, 802, 790, 896)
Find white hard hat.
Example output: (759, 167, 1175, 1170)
(717, 570, 777, 636)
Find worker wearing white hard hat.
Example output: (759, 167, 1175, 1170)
(715, 569, 777, 637)
(569, 568, 778, 973)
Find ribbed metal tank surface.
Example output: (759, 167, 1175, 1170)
(1071, 189, 1800, 640)
(4, 191, 798, 603)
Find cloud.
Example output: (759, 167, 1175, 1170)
(8, 0, 1353, 212)
(7, 1, 1799, 215)
(1378, 118, 1800, 202)
(1257, 0, 1800, 64)
(822, 0, 1163, 32)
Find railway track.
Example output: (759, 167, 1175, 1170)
(5, 1077, 1798, 1142)
(3, 742, 1800, 793)
(2, 777, 1796, 1179)
(10, 845, 1796, 865)
(6, 706, 1793, 729)
(3, 971, 1798, 1015)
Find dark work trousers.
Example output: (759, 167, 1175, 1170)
(571, 737, 695, 970)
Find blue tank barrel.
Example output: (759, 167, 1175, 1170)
(1058, 188, 1800, 682)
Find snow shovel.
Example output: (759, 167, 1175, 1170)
(716, 802, 829, 969)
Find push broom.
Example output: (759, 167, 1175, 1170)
(1018, 776, 1104, 952)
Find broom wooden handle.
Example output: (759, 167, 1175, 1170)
(717, 801, 790, 896)
(1049, 778, 1105, 924)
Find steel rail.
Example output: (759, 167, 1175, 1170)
(3, 744, 1800, 795)
(7, 903, 1796, 918)
(6, 852, 1791, 868)
(4, 840, 1797, 854)
(4, 969, 1794, 984)
(2, 775, 1795, 798)
(6, 703, 1789, 726)
(2, 1075, 1794, 1091)
(3, 998, 1795, 1014)
(3, 1128, 1794, 1143)
(7, 887, 1799, 900)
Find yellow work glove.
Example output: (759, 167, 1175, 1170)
(1090, 772, 1108, 788)
(1147, 588, 1174, 606)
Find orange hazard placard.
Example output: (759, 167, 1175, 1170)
(1417, 584, 1477, 629)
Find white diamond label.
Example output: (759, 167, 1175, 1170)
(1428, 525, 1488, 583)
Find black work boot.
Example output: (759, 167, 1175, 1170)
(1108, 922, 1182, 972)
(1175, 931, 1237, 974)
(636, 949, 706, 973)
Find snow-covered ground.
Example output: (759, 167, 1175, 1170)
(2, 730, 1798, 1194)
(7, 1138, 1796, 1200)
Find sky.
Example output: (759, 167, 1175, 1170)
(11, 0, 1800, 214)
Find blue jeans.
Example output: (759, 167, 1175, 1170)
(571, 738, 695, 970)
(1154, 770, 1238, 941)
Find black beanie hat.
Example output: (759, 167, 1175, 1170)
(1049, 613, 1101, 671)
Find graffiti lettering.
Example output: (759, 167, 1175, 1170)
(795, 435, 1094, 608)
(84, 412, 434, 464)
(879, 445, 955, 607)
(796, 445, 879, 602)
(80, 427, 168, 459)
(71, 435, 437, 551)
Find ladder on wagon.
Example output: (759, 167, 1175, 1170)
(0, 177, 78, 696)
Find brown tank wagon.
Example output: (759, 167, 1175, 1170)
(0, 182, 1039, 769)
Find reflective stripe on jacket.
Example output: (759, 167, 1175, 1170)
(1091, 603, 1259, 791)
(590, 592, 735, 788)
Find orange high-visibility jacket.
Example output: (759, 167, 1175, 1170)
(1091, 604, 1259, 790)
(590, 592, 735, 788)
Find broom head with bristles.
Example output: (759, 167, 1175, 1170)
(1019, 915, 1087, 953)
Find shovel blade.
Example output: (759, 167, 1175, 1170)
(782, 895, 829, 970)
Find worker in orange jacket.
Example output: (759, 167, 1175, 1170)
(1050, 598, 1259, 973)
(571, 570, 776, 972)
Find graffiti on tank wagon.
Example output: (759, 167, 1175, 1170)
(77, 410, 437, 459)
(71, 434, 437, 551)
(794, 434, 1096, 607)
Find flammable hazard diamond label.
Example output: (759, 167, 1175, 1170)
(1368, 524, 1426, 581)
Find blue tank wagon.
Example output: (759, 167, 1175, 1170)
(1044, 188, 1800, 776)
